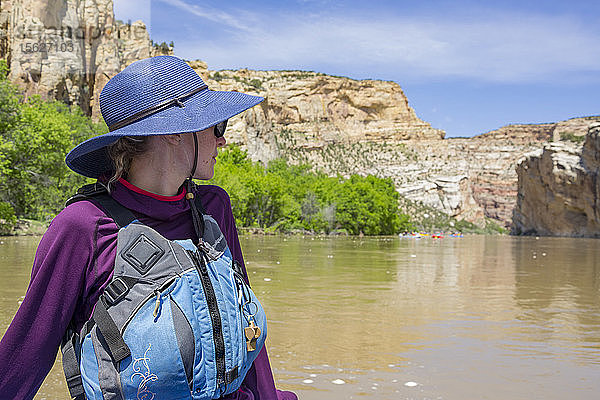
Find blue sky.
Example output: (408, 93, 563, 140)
(114, 0, 600, 137)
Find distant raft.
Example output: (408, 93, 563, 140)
(399, 232, 463, 239)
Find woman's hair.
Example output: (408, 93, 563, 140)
(107, 136, 151, 189)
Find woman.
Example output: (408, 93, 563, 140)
(0, 56, 297, 400)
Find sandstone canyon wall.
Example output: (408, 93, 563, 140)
(513, 123, 600, 237)
(190, 63, 445, 161)
(0, 0, 171, 118)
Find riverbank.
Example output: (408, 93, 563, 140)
(5, 221, 502, 238)
(3, 219, 49, 236)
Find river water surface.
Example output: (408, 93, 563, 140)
(1, 234, 599, 399)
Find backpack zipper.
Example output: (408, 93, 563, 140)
(119, 275, 178, 335)
(188, 250, 227, 389)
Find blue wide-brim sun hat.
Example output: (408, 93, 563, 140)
(66, 55, 264, 178)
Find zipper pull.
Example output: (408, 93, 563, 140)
(153, 289, 161, 318)
(237, 286, 244, 306)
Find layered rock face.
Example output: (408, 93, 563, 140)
(191, 64, 445, 162)
(477, 123, 556, 143)
(348, 118, 597, 227)
(301, 137, 545, 227)
(552, 117, 600, 142)
(476, 117, 599, 143)
(513, 123, 600, 237)
(0, 0, 171, 116)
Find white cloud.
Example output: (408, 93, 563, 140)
(156, 2, 600, 83)
(158, 0, 259, 33)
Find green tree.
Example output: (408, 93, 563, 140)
(0, 201, 16, 235)
(0, 97, 101, 219)
(0, 63, 104, 221)
(207, 145, 413, 235)
(334, 175, 404, 235)
(0, 60, 21, 228)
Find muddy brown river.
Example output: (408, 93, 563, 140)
(1, 234, 599, 399)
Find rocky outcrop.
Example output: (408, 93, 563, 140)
(364, 138, 542, 227)
(477, 117, 598, 144)
(396, 174, 484, 223)
(0, 0, 172, 116)
(552, 117, 600, 142)
(513, 123, 600, 237)
(477, 123, 556, 143)
(190, 64, 445, 163)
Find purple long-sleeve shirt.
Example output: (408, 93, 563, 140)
(0, 179, 297, 400)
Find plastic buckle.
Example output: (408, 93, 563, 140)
(103, 277, 129, 305)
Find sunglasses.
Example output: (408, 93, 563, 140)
(214, 120, 228, 138)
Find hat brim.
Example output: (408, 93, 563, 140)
(66, 89, 263, 178)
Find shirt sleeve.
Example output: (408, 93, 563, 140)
(0, 203, 97, 400)
(200, 185, 298, 400)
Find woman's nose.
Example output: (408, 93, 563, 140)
(216, 136, 227, 147)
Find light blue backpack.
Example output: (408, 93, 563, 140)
(61, 185, 267, 400)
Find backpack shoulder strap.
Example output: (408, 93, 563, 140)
(61, 328, 85, 399)
(66, 182, 136, 228)
(61, 182, 136, 398)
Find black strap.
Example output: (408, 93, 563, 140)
(65, 181, 108, 206)
(61, 329, 85, 399)
(186, 132, 206, 245)
(191, 132, 199, 178)
(91, 194, 137, 228)
(187, 179, 205, 244)
(66, 182, 136, 228)
(103, 276, 139, 305)
(93, 299, 131, 363)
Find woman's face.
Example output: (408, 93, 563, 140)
(184, 126, 227, 180)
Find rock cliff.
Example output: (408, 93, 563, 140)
(348, 117, 598, 228)
(0, 0, 171, 116)
(190, 63, 445, 164)
(476, 116, 599, 143)
(512, 122, 600, 237)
